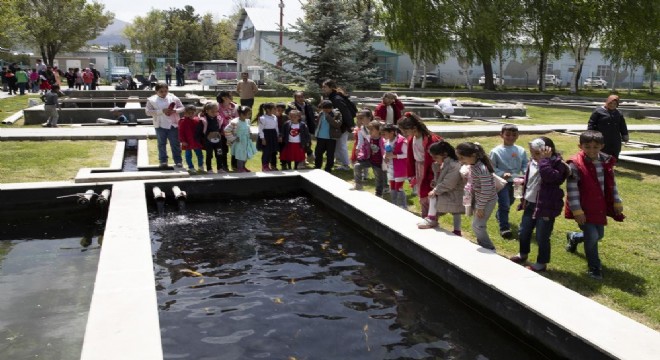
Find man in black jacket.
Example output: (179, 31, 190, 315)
(587, 95, 629, 158)
(322, 79, 357, 171)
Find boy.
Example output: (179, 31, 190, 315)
(110, 107, 129, 124)
(565, 130, 624, 280)
(40, 84, 65, 127)
(352, 120, 386, 196)
(489, 124, 528, 238)
(314, 100, 343, 172)
(433, 98, 455, 119)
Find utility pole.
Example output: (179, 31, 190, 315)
(277, 0, 284, 69)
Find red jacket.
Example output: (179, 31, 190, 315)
(178, 116, 203, 150)
(406, 133, 442, 198)
(374, 99, 405, 124)
(564, 151, 622, 225)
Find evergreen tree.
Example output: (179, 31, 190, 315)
(263, 0, 378, 95)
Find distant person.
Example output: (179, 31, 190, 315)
(115, 76, 130, 90)
(145, 82, 184, 168)
(322, 79, 357, 171)
(373, 92, 405, 124)
(89, 63, 100, 90)
(434, 98, 455, 119)
(4, 67, 16, 95)
(29, 68, 39, 93)
(215, 90, 237, 171)
(40, 84, 65, 127)
(73, 68, 82, 90)
(110, 107, 129, 124)
(82, 68, 93, 90)
(65, 68, 75, 88)
(15, 67, 28, 95)
(587, 95, 629, 159)
(565, 130, 625, 280)
(35, 59, 47, 74)
(164, 63, 173, 86)
(236, 72, 258, 108)
(148, 72, 158, 90)
(175, 63, 185, 86)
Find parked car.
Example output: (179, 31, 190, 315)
(538, 74, 561, 87)
(197, 69, 217, 82)
(419, 72, 441, 84)
(584, 76, 607, 88)
(110, 66, 132, 82)
(478, 74, 504, 85)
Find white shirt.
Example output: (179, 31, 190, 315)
(385, 106, 394, 124)
(434, 98, 455, 114)
(288, 123, 301, 143)
(524, 160, 541, 202)
(145, 93, 182, 129)
(413, 136, 425, 162)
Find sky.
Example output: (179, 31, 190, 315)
(102, 0, 304, 23)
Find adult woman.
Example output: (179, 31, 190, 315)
(321, 79, 357, 171)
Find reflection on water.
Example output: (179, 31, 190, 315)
(151, 197, 540, 360)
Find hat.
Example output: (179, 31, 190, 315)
(110, 107, 122, 112)
(529, 138, 546, 150)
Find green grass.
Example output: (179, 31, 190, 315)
(0, 94, 40, 126)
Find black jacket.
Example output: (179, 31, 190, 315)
(286, 100, 317, 135)
(587, 106, 629, 158)
(281, 120, 311, 150)
(327, 91, 357, 133)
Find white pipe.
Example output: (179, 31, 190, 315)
(152, 186, 166, 201)
(97, 189, 111, 206)
(172, 186, 187, 200)
(78, 189, 95, 206)
(96, 118, 119, 125)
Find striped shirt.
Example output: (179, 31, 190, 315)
(471, 160, 497, 209)
(566, 154, 622, 213)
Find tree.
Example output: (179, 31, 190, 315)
(14, 0, 113, 66)
(124, 10, 167, 73)
(264, 0, 373, 94)
(377, 0, 450, 89)
(0, 0, 24, 50)
(198, 14, 237, 61)
(561, 0, 604, 93)
(344, 0, 380, 89)
(163, 6, 203, 65)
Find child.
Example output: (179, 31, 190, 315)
(509, 137, 569, 272)
(274, 102, 289, 169)
(398, 112, 442, 218)
(280, 109, 311, 170)
(201, 101, 225, 173)
(433, 98, 455, 119)
(381, 124, 408, 209)
(224, 106, 257, 172)
(178, 104, 205, 174)
(40, 84, 64, 127)
(489, 124, 528, 239)
(456, 142, 498, 250)
(82, 68, 93, 90)
(351, 109, 375, 181)
(373, 92, 405, 125)
(216, 91, 237, 171)
(313, 100, 343, 172)
(418, 141, 466, 236)
(110, 107, 129, 124)
(352, 120, 387, 196)
(565, 130, 624, 280)
(256, 102, 280, 171)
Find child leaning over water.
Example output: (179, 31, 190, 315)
(178, 104, 205, 174)
(224, 105, 257, 172)
(417, 141, 466, 236)
(456, 142, 498, 250)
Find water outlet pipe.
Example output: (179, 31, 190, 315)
(172, 186, 187, 200)
(96, 189, 112, 206)
(78, 189, 96, 206)
(152, 186, 166, 201)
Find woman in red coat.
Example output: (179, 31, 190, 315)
(373, 92, 405, 125)
(398, 112, 442, 218)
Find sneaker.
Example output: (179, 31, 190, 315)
(262, 165, 271, 172)
(197, 168, 207, 174)
(187, 168, 197, 175)
(500, 229, 513, 239)
(296, 162, 306, 170)
(526, 263, 547, 272)
(417, 217, 438, 229)
(175, 163, 183, 168)
(41, 122, 51, 127)
(159, 163, 168, 169)
(336, 165, 351, 171)
(587, 267, 603, 280)
(565, 232, 578, 253)
(350, 183, 363, 191)
(509, 254, 528, 264)
(452, 230, 462, 236)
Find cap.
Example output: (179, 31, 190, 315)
(110, 107, 122, 112)
(89, 63, 95, 66)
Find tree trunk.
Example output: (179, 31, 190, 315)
(498, 53, 504, 89)
(421, 62, 427, 88)
(569, 45, 587, 94)
(483, 62, 494, 91)
(538, 50, 546, 92)
(610, 64, 619, 92)
(409, 44, 421, 90)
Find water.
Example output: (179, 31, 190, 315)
(0, 218, 101, 360)
(122, 149, 138, 172)
(151, 197, 543, 360)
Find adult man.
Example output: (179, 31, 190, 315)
(35, 59, 47, 74)
(89, 63, 100, 90)
(587, 95, 629, 158)
(175, 64, 185, 86)
(164, 63, 172, 86)
(321, 79, 356, 171)
(236, 72, 258, 108)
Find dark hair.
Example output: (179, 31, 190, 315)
(253, 102, 275, 123)
(237, 105, 251, 116)
(320, 100, 333, 109)
(397, 112, 432, 138)
(428, 141, 458, 160)
(51, 84, 60, 92)
(579, 130, 604, 145)
(537, 136, 559, 156)
(367, 120, 382, 131)
(501, 124, 519, 134)
(381, 123, 398, 134)
(322, 78, 347, 96)
(357, 108, 373, 119)
(154, 82, 168, 91)
(275, 102, 287, 109)
(456, 142, 494, 173)
(202, 101, 219, 115)
(216, 90, 232, 103)
(184, 104, 197, 113)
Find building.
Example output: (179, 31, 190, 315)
(234, 7, 647, 88)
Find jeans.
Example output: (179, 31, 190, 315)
(155, 127, 182, 165)
(334, 131, 350, 167)
(165, 74, 172, 86)
(577, 223, 605, 270)
(472, 197, 497, 250)
(496, 182, 515, 231)
(18, 82, 26, 95)
(354, 161, 386, 196)
(315, 138, 337, 172)
(184, 149, 203, 169)
(518, 201, 555, 264)
(44, 105, 59, 126)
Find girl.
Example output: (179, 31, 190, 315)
(510, 137, 569, 272)
(398, 112, 442, 218)
(201, 101, 225, 173)
(456, 142, 498, 250)
(381, 124, 408, 209)
(224, 106, 257, 172)
(418, 141, 466, 236)
(256, 102, 280, 171)
(178, 104, 205, 174)
(280, 109, 311, 170)
(216, 91, 237, 171)
(314, 100, 343, 172)
(351, 109, 375, 181)
(82, 68, 93, 90)
(373, 92, 405, 125)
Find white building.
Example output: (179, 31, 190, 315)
(235, 7, 646, 87)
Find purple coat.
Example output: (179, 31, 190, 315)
(517, 155, 569, 218)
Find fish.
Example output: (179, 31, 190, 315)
(273, 297, 283, 304)
(274, 237, 285, 245)
(180, 269, 203, 277)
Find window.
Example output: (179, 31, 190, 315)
(597, 65, 611, 78)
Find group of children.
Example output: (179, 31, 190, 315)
(350, 119, 623, 280)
